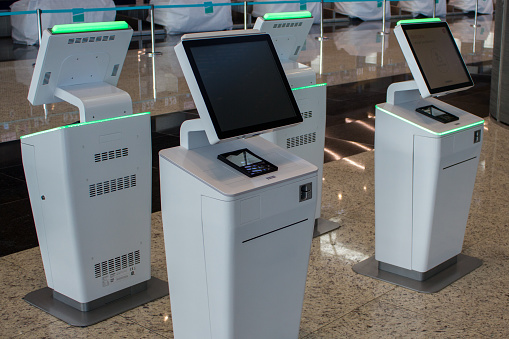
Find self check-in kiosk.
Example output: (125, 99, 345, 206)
(21, 21, 167, 326)
(159, 30, 317, 338)
(254, 11, 337, 236)
(353, 18, 484, 293)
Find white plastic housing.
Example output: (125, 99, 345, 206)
(28, 27, 133, 122)
(21, 113, 152, 303)
(160, 136, 317, 339)
(262, 82, 326, 219)
(375, 98, 483, 272)
(253, 15, 313, 62)
(28, 28, 132, 106)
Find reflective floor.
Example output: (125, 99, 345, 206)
(1, 14, 508, 338)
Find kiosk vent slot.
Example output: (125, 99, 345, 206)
(94, 250, 141, 278)
(89, 174, 137, 197)
(42, 72, 51, 85)
(273, 22, 302, 29)
(94, 148, 128, 163)
(112, 64, 120, 76)
(68, 35, 115, 44)
(301, 110, 313, 119)
(286, 132, 316, 148)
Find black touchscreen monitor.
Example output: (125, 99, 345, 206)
(182, 34, 302, 140)
(401, 22, 473, 95)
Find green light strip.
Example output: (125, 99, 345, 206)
(20, 112, 150, 139)
(397, 18, 442, 26)
(263, 11, 312, 21)
(292, 83, 327, 91)
(51, 21, 129, 34)
(376, 105, 483, 136)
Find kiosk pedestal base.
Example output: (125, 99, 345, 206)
(313, 218, 340, 238)
(353, 254, 482, 293)
(23, 277, 168, 327)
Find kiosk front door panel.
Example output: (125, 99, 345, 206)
(412, 131, 482, 272)
(200, 177, 316, 339)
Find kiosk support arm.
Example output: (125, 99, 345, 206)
(54, 82, 133, 122)
(387, 80, 421, 105)
(180, 118, 211, 150)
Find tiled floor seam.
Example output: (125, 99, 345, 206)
(12, 319, 62, 338)
(119, 314, 170, 338)
(378, 297, 487, 336)
(300, 288, 397, 339)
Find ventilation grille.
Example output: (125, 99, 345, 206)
(287, 132, 316, 149)
(68, 35, 115, 45)
(301, 110, 313, 119)
(89, 174, 136, 197)
(94, 250, 141, 278)
(42, 72, 51, 85)
(272, 22, 303, 28)
(94, 148, 128, 163)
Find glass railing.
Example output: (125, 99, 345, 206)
(0, 1, 494, 142)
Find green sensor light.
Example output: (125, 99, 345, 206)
(376, 105, 484, 136)
(21, 112, 150, 139)
(397, 18, 442, 26)
(292, 83, 327, 92)
(263, 11, 312, 21)
(51, 21, 129, 34)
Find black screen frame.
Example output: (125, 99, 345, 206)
(401, 22, 474, 95)
(182, 34, 303, 140)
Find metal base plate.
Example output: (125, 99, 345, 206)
(313, 218, 340, 238)
(352, 254, 482, 293)
(23, 277, 169, 327)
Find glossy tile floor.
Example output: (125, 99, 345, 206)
(2, 117, 508, 337)
(1, 13, 508, 338)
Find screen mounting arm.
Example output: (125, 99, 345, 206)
(54, 82, 133, 123)
(386, 80, 422, 105)
(180, 118, 212, 150)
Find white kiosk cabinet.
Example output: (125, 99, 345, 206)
(375, 96, 483, 273)
(353, 18, 484, 293)
(160, 30, 317, 338)
(254, 12, 335, 236)
(21, 21, 167, 326)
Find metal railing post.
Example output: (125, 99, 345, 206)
(37, 8, 43, 43)
(378, 0, 388, 35)
(315, 0, 329, 41)
(473, 0, 479, 27)
(433, 0, 437, 18)
(146, 4, 162, 57)
(244, 1, 248, 30)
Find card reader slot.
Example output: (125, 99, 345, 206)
(443, 156, 477, 170)
(242, 218, 308, 243)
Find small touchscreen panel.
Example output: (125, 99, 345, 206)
(416, 105, 459, 123)
(218, 148, 278, 178)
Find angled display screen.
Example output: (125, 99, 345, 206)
(182, 34, 302, 140)
(401, 22, 473, 95)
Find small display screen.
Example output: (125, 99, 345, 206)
(402, 22, 473, 95)
(183, 34, 302, 140)
(416, 105, 459, 123)
(218, 148, 278, 177)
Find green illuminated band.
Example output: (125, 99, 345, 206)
(292, 83, 327, 91)
(376, 105, 483, 136)
(263, 11, 312, 21)
(20, 112, 150, 139)
(397, 18, 442, 26)
(51, 21, 129, 34)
